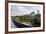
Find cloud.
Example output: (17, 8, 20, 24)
(11, 5, 40, 16)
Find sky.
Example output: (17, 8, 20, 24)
(11, 5, 40, 16)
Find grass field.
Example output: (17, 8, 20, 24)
(11, 14, 40, 26)
(11, 16, 33, 24)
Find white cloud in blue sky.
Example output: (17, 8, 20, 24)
(11, 5, 40, 16)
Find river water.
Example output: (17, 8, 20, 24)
(11, 20, 17, 28)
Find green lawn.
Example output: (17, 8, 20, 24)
(11, 14, 40, 26)
(11, 16, 33, 24)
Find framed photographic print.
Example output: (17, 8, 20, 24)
(5, 1, 45, 34)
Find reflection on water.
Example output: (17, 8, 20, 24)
(11, 20, 17, 28)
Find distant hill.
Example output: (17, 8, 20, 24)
(20, 12, 36, 18)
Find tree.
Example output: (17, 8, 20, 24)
(32, 16, 40, 27)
